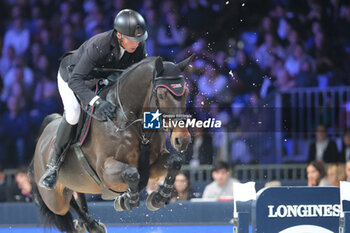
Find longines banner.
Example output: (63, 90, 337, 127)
(255, 187, 340, 233)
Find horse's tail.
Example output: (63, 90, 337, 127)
(28, 160, 75, 232)
(38, 113, 62, 136)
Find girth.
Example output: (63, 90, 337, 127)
(72, 144, 123, 200)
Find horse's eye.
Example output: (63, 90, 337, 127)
(159, 94, 164, 100)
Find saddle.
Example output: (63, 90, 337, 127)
(73, 72, 121, 145)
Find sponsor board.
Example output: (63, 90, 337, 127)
(255, 187, 340, 233)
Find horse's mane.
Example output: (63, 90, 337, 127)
(98, 57, 160, 105)
(114, 56, 158, 82)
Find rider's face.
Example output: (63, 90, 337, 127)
(117, 32, 139, 53)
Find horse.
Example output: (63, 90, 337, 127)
(30, 55, 193, 233)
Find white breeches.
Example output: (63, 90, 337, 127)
(57, 72, 81, 125)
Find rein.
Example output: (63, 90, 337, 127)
(107, 69, 161, 145)
(97, 62, 185, 145)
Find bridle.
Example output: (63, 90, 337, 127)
(107, 67, 185, 145)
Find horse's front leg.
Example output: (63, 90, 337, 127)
(146, 152, 182, 211)
(102, 158, 140, 211)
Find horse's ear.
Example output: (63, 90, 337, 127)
(154, 56, 164, 75)
(177, 54, 195, 72)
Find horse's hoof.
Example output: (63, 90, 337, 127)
(97, 222, 107, 233)
(73, 219, 87, 233)
(114, 196, 128, 211)
(145, 192, 162, 211)
(88, 221, 107, 233)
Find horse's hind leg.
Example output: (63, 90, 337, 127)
(146, 152, 182, 211)
(70, 194, 107, 233)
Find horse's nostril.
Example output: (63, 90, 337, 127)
(175, 137, 180, 145)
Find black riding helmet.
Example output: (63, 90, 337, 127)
(114, 9, 148, 42)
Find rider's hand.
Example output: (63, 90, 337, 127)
(94, 98, 117, 120)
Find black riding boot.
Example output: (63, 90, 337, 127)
(39, 117, 75, 190)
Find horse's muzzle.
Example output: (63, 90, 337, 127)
(171, 132, 191, 153)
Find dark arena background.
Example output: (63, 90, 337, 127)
(1, 0, 350, 232)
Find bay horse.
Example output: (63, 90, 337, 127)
(30, 56, 193, 233)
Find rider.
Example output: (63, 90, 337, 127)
(39, 9, 148, 190)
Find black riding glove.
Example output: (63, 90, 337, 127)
(94, 98, 117, 120)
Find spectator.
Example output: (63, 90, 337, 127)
(232, 49, 263, 95)
(336, 3, 350, 52)
(61, 36, 76, 55)
(340, 129, 350, 162)
(185, 127, 213, 166)
(171, 171, 193, 201)
(26, 42, 43, 71)
(157, 10, 187, 60)
(30, 77, 60, 134)
(294, 56, 317, 87)
(270, 4, 290, 41)
(307, 124, 339, 163)
(1, 57, 34, 101)
(38, 27, 59, 62)
(191, 92, 211, 121)
(0, 164, 7, 202)
(266, 53, 284, 79)
(309, 30, 334, 72)
(254, 33, 285, 72)
(231, 134, 252, 165)
(284, 43, 310, 77)
(198, 62, 227, 101)
(59, 1, 72, 24)
(34, 54, 51, 78)
(285, 29, 301, 55)
(0, 77, 4, 115)
(306, 20, 324, 50)
(139, 178, 161, 201)
(0, 45, 16, 77)
(143, 7, 158, 56)
(177, 37, 215, 62)
(346, 160, 350, 182)
(274, 68, 295, 92)
(27, 4, 44, 36)
(6, 166, 33, 202)
(70, 11, 86, 45)
(103, 0, 126, 30)
(327, 163, 346, 187)
(2, 18, 30, 56)
(306, 160, 330, 186)
(180, 0, 212, 39)
(257, 16, 276, 43)
(0, 94, 30, 167)
(202, 161, 240, 200)
(83, 1, 104, 39)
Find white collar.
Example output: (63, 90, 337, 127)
(119, 45, 125, 59)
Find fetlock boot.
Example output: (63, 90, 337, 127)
(39, 117, 75, 190)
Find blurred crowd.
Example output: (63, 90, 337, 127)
(2, 159, 350, 203)
(0, 0, 350, 173)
